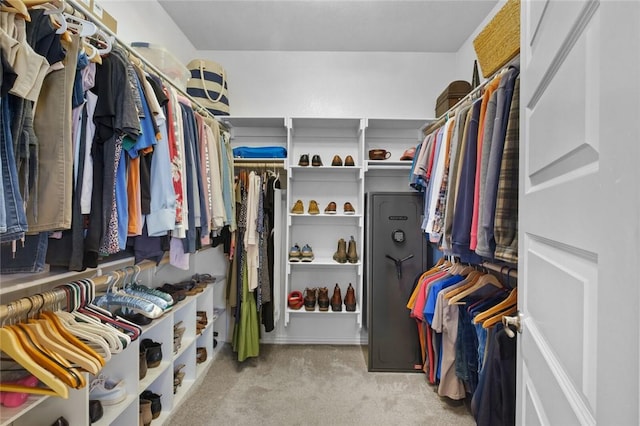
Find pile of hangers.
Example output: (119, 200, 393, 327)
(0, 279, 140, 399)
(1, 0, 114, 63)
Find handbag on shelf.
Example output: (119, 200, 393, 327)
(186, 59, 230, 116)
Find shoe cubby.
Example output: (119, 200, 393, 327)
(284, 118, 365, 331)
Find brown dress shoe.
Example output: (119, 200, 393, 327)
(291, 199, 304, 214)
(331, 284, 342, 311)
(312, 154, 323, 166)
(347, 236, 359, 263)
(308, 200, 320, 215)
(331, 155, 343, 166)
(318, 287, 330, 311)
(344, 155, 355, 166)
(343, 202, 355, 215)
(344, 283, 356, 312)
(298, 154, 309, 166)
(140, 399, 153, 426)
(304, 288, 317, 311)
(333, 238, 347, 263)
(324, 201, 337, 214)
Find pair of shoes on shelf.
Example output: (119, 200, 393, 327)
(89, 374, 126, 406)
(196, 347, 208, 364)
(298, 154, 323, 167)
(0, 375, 39, 408)
(333, 236, 359, 264)
(289, 243, 314, 262)
(140, 390, 162, 419)
(303, 287, 329, 311)
(173, 364, 186, 394)
(324, 201, 355, 215)
(174, 321, 186, 353)
(290, 199, 320, 215)
(196, 311, 208, 335)
(141, 339, 163, 368)
(287, 290, 304, 310)
(140, 347, 148, 380)
(330, 155, 355, 166)
(330, 283, 356, 312)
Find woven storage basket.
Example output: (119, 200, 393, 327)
(473, 0, 520, 78)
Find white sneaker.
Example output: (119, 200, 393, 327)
(89, 374, 126, 405)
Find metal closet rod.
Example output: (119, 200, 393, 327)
(233, 160, 286, 169)
(65, 0, 227, 130)
(482, 261, 518, 279)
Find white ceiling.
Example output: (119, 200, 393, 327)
(158, 0, 498, 52)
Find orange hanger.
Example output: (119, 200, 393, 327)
(448, 272, 504, 305)
(444, 270, 481, 300)
(482, 305, 517, 329)
(473, 288, 517, 324)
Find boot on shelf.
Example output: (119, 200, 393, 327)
(317, 287, 330, 311)
(333, 238, 347, 263)
(347, 236, 359, 263)
(331, 284, 342, 312)
(344, 283, 356, 312)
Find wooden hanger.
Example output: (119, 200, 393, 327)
(482, 305, 517, 329)
(0, 327, 69, 397)
(472, 288, 517, 324)
(444, 270, 481, 300)
(1, 0, 31, 21)
(447, 272, 504, 305)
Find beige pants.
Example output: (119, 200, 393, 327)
(27, 35, 80, 232)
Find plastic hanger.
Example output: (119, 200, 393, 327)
(63, 13, 97, 37)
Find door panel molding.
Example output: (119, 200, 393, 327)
(525, 0, 600, 108)
(524, 321, 596, 425)
(522, 365, 551, 426)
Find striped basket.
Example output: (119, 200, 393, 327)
(186, 59, 230, 116)
(473, 0, 520, 78)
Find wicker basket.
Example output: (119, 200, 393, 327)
(473, 0, 520, 78)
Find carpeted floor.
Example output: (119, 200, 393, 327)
(169, 344, 475, 426)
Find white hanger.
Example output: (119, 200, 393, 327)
(64, 13, 97, 37)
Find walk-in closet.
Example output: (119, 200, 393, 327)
(1, 0, 639, 425)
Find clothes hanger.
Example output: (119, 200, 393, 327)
(0, 304, 69, 397)
(7, 304, 85, 389)
(447, 271, 503, 305)
(1, 0, 31, 21)
(444, 270, 481, 300)
(63, 12, 97, 37)
(24, 295, 101, 374)
(472, 288, 517, 324)
(482, 305, 517, 329)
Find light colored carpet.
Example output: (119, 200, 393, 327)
(168, 344, 475, 426)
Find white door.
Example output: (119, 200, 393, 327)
(519, 0, 640, 425)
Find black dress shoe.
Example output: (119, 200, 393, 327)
(89, 400, 103, 423)
(141, 339, 163, 368)
(312, 154, 323, 166)
(51, 417, 69, 426)
(298, 154, 309, 166)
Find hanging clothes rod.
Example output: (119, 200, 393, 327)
(65, 0, 228, 131)
(482, 261, 518, 279)
(233, 160, 286, 169)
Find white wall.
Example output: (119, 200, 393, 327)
(195, 50, 456, 118)
(99, 0, 197, 63)
(454, 0, 508, 82)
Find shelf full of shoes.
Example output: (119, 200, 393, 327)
(363, 118, 434, 192)
(0, 268, 220, 426)
(284, 118, 366, 341)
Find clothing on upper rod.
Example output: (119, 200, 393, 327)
(1, 3, 236, 274)
(408, 65, 520, 264)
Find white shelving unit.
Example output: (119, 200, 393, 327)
(1, 249, 228, 426)
(285, 118, 366, 333)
